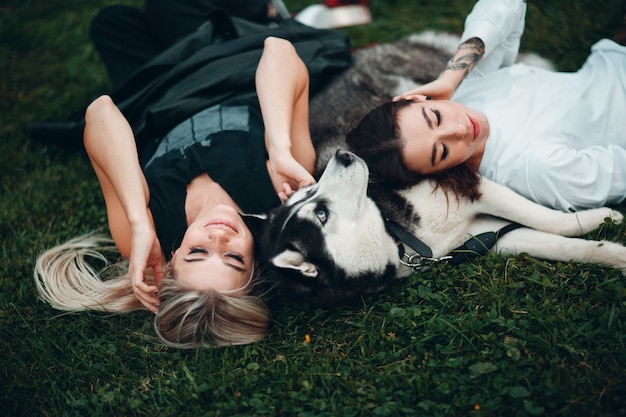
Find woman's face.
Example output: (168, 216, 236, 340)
(171, 205, 254, 292)
(396, 99, 489, 175)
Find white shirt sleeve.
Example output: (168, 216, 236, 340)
(511, 144, 626, 212)
(460, 0, 527, 76)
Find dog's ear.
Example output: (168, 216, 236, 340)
(271, 249, 318, 277)
(240, 213, 267, 239)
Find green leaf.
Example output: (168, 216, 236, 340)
(468, 362, 498, 377)
(506, 386, 529, 399)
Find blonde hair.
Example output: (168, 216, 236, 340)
(34, 233, 270, 348)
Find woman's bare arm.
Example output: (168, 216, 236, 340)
(395, 37, 484, 101)
(83, 95, 163, 312)
(255, 36, 316, 200)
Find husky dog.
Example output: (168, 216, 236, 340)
(246, 33, 625, 304)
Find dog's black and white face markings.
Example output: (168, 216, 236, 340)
(247, 151, 399, 304)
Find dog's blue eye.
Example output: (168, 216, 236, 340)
(315, 208, 328, 224)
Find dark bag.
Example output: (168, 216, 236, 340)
(113, 10, 352, 152)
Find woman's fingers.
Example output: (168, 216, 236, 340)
(131, 267, 160, 313)
(133, 282, 160, 313)
(152, 262, 165, 287)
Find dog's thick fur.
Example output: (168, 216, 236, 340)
(246, 33, 625, 304)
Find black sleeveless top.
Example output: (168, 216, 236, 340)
(143, 98, 279, 260)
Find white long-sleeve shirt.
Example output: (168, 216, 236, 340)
(452, 0, 626, 212)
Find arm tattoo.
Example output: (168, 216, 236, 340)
(446, 37, 485, 77)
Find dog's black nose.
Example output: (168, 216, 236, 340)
(335, 149, 354, 167)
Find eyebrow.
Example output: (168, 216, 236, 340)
(421, 107, 433, 129)
(226, 262, 245, 273)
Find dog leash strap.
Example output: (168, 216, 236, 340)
(447, 222, 524, 265)
(385, 219, 433, 258)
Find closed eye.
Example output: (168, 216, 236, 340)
(441, 144, 448, 161)
(189, 247, 208, 254)
(431, 108, 441, 125)
(226, 253, 244, 264)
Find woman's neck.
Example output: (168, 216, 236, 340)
(185, 173, 241, 225)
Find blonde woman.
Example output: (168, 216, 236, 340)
(35, 36, 323, 348)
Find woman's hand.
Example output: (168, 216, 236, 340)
(129, 224, 164, 313)
(394, 73, 459, 102)
(267, 152, 316, 203)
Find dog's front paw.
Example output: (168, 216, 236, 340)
(574, 208, 624, 234)
(607, 209, 624, 225)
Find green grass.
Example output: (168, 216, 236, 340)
(2, 0, 626, 416)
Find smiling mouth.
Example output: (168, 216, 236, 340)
(205, 219, 238, 233)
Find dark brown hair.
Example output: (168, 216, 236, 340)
(346, 100, 481, 201)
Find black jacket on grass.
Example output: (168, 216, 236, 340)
(110, 11, 352, 164)
(28, 8, 352, 160)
